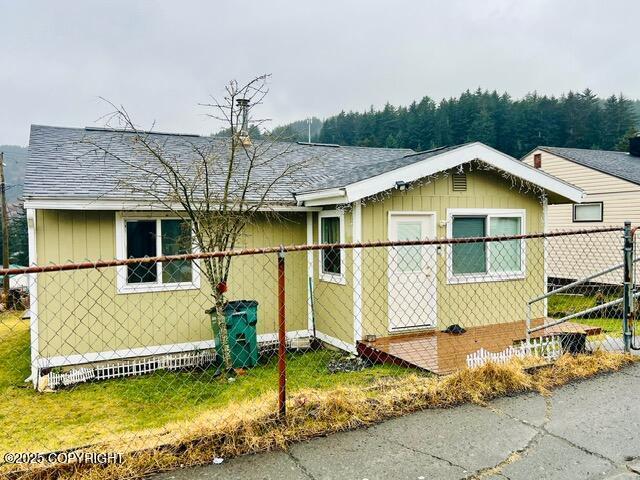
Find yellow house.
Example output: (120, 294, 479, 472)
(25, 126, 584, 382)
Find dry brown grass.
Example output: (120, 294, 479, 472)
(3, 351, 636, 480)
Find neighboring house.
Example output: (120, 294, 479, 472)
(522, 138, 640, 283)
(0, 264, 29, 290)
(24, 125, 583, 382)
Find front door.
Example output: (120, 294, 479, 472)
(388, 213, 437, 331)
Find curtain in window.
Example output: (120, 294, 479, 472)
(161, 219, 193, 283)
(321, 217, 341, 274)
(452, 217, 486, 274)
(126, 220, 157, 283)
(489, 217, 521, 272)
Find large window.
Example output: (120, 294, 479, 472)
(117, 215, 200, 293)
(448, 209, 525, 283)
(573, 202, 603, 223)
(318, 211, 345, 284)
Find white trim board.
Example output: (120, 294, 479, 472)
(26, 208, 39, 386)
(315, 330, 357, 354)
(352, 201, 363, 342)
(296, 142, 585, 206)
(24, 198, 321, 212)
(306, 212, 315, 334)
(36, 331, 310, 369)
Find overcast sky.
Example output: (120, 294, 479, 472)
(1, 0, 639, 146)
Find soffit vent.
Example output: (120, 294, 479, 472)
(452, 172, 467, 191)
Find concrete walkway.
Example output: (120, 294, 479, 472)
(155, 364, 640, 480)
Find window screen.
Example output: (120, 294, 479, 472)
(452, 217, 486, 274)
(321, 217, 341, 275)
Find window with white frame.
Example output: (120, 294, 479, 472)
(448, 209, 525, 283)
(318, 211, 345, 284)
(117, 215, 200, 293)
(573, 202, 603, 223)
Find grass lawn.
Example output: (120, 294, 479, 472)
(547, 293, 623, 337)
(0, 312, 410, 454)
(547, 292, 616, 316)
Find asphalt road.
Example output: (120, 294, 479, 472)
(154, 363, 640, 480)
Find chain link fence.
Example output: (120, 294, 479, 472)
(0, 225, 635, 474)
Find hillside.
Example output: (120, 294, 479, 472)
(315, 89, 640, 158)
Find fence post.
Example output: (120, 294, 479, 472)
(623, 221, 633, 353)
(277, 246, 287, 419)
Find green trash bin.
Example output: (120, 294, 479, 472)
(208, 300, 259, 368)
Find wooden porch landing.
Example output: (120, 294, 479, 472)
(356, 319, 602, 375)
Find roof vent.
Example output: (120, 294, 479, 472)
(630, 136, 640, 157)
(452, 172, 467, 191)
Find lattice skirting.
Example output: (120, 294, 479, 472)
(46, 350, 215, 389)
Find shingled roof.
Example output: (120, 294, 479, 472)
(25, 125, 584, 207)
(25, 125, 414, 204)
(534, 146, 640, 186)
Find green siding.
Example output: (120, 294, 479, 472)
(311, 210, 354, 346)
(360, 169, 546, 338)
(35, 210, 309, 359)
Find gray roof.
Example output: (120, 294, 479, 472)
(304, 144, 470, 192)
(536, 146, 640, 186)
(25, 125, 415, 204)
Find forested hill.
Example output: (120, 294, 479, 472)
(0, 145, 27, 204)
(312, 89, 640, 158)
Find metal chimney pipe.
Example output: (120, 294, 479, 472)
(235, 98, 251, 146)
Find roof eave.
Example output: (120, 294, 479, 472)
(293, 188, 348, 206)
(23, 198, 321, 212)
(297, 142, 585, 206)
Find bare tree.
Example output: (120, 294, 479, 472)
(85, 75, 312, 370)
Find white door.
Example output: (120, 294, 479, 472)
(388, 213, 437, 331)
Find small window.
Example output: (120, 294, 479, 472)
(449, 210, 525, 283)
(318, 212, 345, 284)
(125, 218, 194, 286)
(573, 203, 603, 223)
(321, 217, 341, 274)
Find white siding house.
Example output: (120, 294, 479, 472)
(522, 144, 640, 282)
